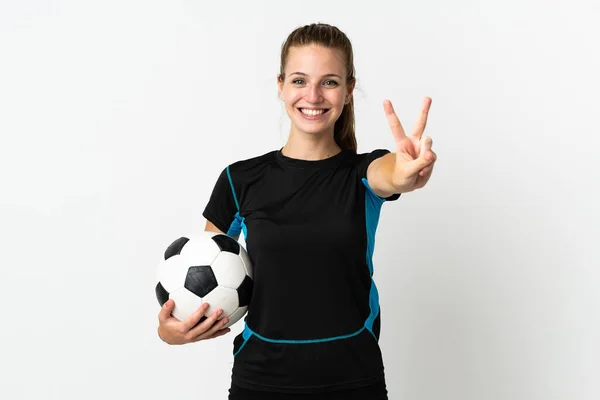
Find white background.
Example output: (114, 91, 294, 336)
(1, 1, 598, 399)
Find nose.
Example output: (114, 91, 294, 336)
(305, 83, 323, 104)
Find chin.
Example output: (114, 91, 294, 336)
(293, 123, 333, 136)
(289, 113, 339, 136)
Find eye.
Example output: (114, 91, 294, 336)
(323, 80, 339, 87)
(292, 78, 305, 85)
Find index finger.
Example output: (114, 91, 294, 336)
(182, 303, 210, 331)
(383, 100, 406, 142)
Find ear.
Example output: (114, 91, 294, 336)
(344, 79, 356, 105)
(277, 75, 284, 100)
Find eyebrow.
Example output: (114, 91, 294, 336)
(289, 72, 343, 79)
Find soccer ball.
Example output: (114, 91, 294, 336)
(155, 232, 253, 329)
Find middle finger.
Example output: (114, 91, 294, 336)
(411, 97, 432, 140)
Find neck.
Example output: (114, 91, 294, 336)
(281, 126, 342, 161)
(281, 140, 341, 161)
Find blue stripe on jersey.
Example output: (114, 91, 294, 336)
(234, 323, 366, 352)
(233, 324, 254, 357)
(226, 165, 240, 210)
(225, 165, 247, 240)
(226, 165, 252, 357)
(361, 177, 387, 338)
(233, 177, 388, 355)
(252, 324, 365, 344)
(226, 212, 244, 238)
(241, 218, 247, 239)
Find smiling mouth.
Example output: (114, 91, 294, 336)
(298, 108, 330, 116)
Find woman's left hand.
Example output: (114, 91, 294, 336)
(383, 97, 437, 192)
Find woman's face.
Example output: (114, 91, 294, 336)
(278, 45, 354, 139)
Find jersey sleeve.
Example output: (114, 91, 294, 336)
(202, 167, 240, 234)
(358, 149, 401, 202)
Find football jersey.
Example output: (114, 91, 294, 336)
(202, 148, 400, 394)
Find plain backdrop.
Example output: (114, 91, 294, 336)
(1, 1, 598, 399)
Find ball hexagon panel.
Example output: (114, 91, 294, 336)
(223, 306, 248, 329)
(211, 251, 247, 289)
(184, 265, 218, 298)
(179, 235, 221, 266)
(170, 287, 203, 321)
(156, 256, 190, 293)
(202, 286, 239, 317)
(237, 275, 253, 307)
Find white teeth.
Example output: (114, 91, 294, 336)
(300, 108, 325, 116)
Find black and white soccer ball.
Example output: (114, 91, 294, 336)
(155, 232, 253, 329)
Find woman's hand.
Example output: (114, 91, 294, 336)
(157, 299, 231, 345)
(383, 97, 437, 192)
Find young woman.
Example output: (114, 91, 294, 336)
(157, 23, 436, 399)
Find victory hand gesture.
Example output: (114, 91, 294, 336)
(383, 97, 436, 193)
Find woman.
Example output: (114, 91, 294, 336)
(157, 23, 436, 399)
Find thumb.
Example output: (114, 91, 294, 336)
(404, 138, 433, 178)
(404, 157, 431, 179)
(158, 298, 174, 322)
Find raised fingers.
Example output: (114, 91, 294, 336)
(411, 97, 432, 140)
(383, 100, 406, 143)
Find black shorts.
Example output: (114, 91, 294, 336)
(228, 379, 388, 400)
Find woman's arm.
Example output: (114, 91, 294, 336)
(204, 219, 240, 242)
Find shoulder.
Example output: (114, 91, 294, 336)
(228, 150, 277, 172)
(355, 149, 392, 162)
(344, 149, 392, 175)
(222, 150, 278, 188)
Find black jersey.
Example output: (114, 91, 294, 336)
(202, 148, 400, 394)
